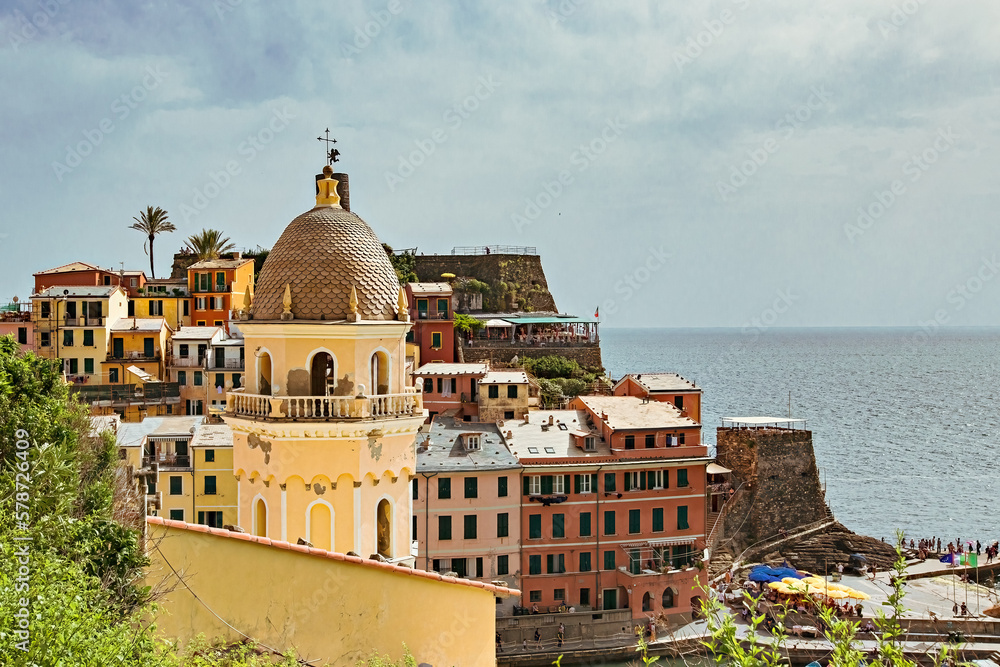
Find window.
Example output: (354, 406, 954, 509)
(196, 297, 207, 311)
(497, 554, 509, 575)
(498, 476, 508, 497)
(130, 277, 137, 287)
(150, 300, 164, 316)
(624, 435, 635, 449)
(67, 359, 78, 375)
(629, 509, 641, 534)
(438, 516, 452, 540)
(678, 505, 689, 530)
(438, 477, 451, 499)
(529, 590, 542, 602)
(465, 435, 480, 451)
(488, 385, 499, 398)
(528, 514, 541, 539)
(194, 371, 203, 386)
(584, 436, 596, 451)
(411, 478, 418, 499)
(552, 474, 566, 495)
(662, 588, 675, 608)
(83, 329, 94, 346)
(216, 272, 226, 289)
(436, 378, 443, 393)
(464, 515, 477, 540)
(108, 367, 118, 383)
(580, 588, 591, 606)
(83, 358, 94, 374)
(40, 302, 50, 318)
(169, 509, 184, 521)
(205, 449, 215, 462)
(497, 512, 509, 538)
(416, 299, 428, 317)
(625, 471, 641, 491)
(464, 477, 478, 498)
(653, 508, 664, 532)
(475, 557, 484, 578)
(677, 469, 689, 488)
(529, 555, 541, 575)
(546, 553, 565, 574)
(40, 332, 50, 347)
(177, 371, 186, 386)
(579, 552, 592, 572)
(204, 476, 217, 495)
(63, 330, 73, 347)
(679, 432, 686, 444)
(575, 473, 594, 494)
(554, 588, 565, 601)
(196, 321, 205, 326)
(179, 344, 189, 357)
(552, 513, 565, 538)
(423, 378, 433, 393)
(648, 470, 664, 489)
(507, 385, 518, 398)
(169, 476, 182, 495)
(232, 373, 241, 388)
(604, 550, 616, 571)
(431, 332, 442, 349)
(504, 410, 515, 420)
(603, 510, 616, 535)
(527, 475, 541, 496)
(579, 512, 591, 537)
(437, 298, 449, 317)
(604, 472, 616, 492)
(645, 434, 656, 448)
(183, 300, 190, 316)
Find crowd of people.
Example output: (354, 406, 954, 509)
(906, 536, 1000, 563)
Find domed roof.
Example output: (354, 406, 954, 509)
(252, 205, 401, 321)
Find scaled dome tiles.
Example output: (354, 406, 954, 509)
(253, 206, 400, 321)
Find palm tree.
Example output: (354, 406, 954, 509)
(129, 206, 176, 279)
(185, 229, 237, 261)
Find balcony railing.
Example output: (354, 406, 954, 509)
(70, 383, 181, 403)
(142, 454, 190, 469)
(171, 357, 206, 367)
(64, 315, 104, 326)
(193, 282, 232, 293)
(210, 359, 244, 370)
(228, 389, 422, 421)
(416, 311, 450, 320)
(107, 351, 162, 362)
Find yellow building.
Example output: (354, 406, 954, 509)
(31, 285, 128, 381)
(224, 166, 423, 559)
(134, 277, 191, 330)
(113, 415, 237, 527)
(100, 317, 175, 421)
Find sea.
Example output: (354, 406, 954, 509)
(601, 327, 1000, 547)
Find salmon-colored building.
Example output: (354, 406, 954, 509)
(613, 372, 702, 424)
(0, 302, 32, 353)
(34, 261, 146, 298)
(507, 398, 709, 624)
(186, 258, 254, 331)
(413, 416, 522, 614)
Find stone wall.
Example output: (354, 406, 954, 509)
(461, 344, 604, 371)
(716, 427, 829, 553)
(414, 254, 558, 313)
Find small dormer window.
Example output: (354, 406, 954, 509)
(585, 437, 596, 451)
(466, 435, 481, 451)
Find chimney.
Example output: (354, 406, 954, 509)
(332, 172, 350, 211)
(547, 415, 554, 426)
(234, 251, 242, 260)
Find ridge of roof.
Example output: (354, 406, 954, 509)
(147, 516, 520, 597)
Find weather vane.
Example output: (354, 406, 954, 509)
(317, 128, 340, 166)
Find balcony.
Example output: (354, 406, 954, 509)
(70, 383, 181, 404)
(416, 311, 450, 320)
(227, 389, 423, 421)
(193, 282, 232, 294)
(143, 454, 190, 469)
(64, 315, 104, 327)
(171, 356, 206, 368)
(209, 358, 245, 370)
(1, 311, 31, 323)
(107, 351, 162, 362)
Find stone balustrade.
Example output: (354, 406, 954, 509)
(227, 389, 422, 421)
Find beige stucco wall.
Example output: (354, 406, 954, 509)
(146, 519, 502, 666)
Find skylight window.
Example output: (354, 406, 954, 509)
(527, 447, 539, 454)
(544, 447, 556, 454)
(557, 423, 568, 431)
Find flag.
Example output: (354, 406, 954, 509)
(594, 307, 599, 318)
(967, 553, 978, 567)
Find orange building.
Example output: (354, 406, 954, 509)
(405, 282, 455, 363)
(34, 261, 146, 298)
(187, 258, 254, 330)
(613, 372, 702, 424)
(508, 397, 709, 623)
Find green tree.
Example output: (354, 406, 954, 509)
(382, 244, 417, 285)
(453, 313, 484, 336)
(129, 206, 176, 279)
(185, 229, 237, 261)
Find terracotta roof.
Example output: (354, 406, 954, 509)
(253, 206, 401, 321)
(34, 261, 103, 275)
(188, 258, 254, 270)
(147, 516, 520, 597)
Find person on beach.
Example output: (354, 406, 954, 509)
(534, 628, 541, 647)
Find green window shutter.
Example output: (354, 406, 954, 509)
(564, 475, 571, 493)
(553, 513, 564, 538)
(624, 474, 631, 492)
(591, 473, 597, 491)
(604, 510, 615, 535)
(198, 511, 205, 524)
(678, 505, 689, 530)
(541, 475, 553, 495)
(579, 512, 591, 537)
(523, 476, 531, 496)
(529, 514, 541, 539)
(438, 516, 452, 540)
(629, 509, 640, 534)
(653, 508, 664, 532)
(580, 552, 591, 572)
(546, 554, 555, 574)
(647, 471, 656, 488)
(604, 550, 615, 571)
(464, 515, 477, 539)
(438, 477, 451, 499)
(664, 469, 670, 488)
(639, 472, 647, 490)
(497, 512, 509, 538)
(84, 358, 94, 374)
(604, 473, 616, 492)
(498, 476, 508, 497)
(205, 476, 216, 494)
(558, 554, 565, 573)
(464, 477, 477, 498)
(678, 469, 688, 487)
(529, 555, 541, 575)
(574, 474, 581, 494)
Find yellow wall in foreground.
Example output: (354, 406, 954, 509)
(147, 520, 500, 666)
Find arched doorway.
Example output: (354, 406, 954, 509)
(642, 592, 652, 612)
(376, 498, 391, 558)
(310, 352, 334, 396)
(370, 351, 389, 395)
(258, 352, 272, 395)
(662, 587, 675, 608)
(308, 501, 333, 551)
(254, 497, 267, 537)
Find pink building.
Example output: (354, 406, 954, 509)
(413, 416, 522, 613)
(411, 362, 487, 421)
(0, 303, 33, 353)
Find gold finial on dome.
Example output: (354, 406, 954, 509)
(281, 283, 293, 321)
(397, 286, 409, 321)
(348, 284, 359, 322)
(316, 165, 342, 208)
(241, 285, 253, 320)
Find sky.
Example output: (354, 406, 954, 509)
(2, 1, 1000, 328)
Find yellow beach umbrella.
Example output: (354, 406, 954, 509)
(824, 590, 850, 600)
(845, 590, 870, 600)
